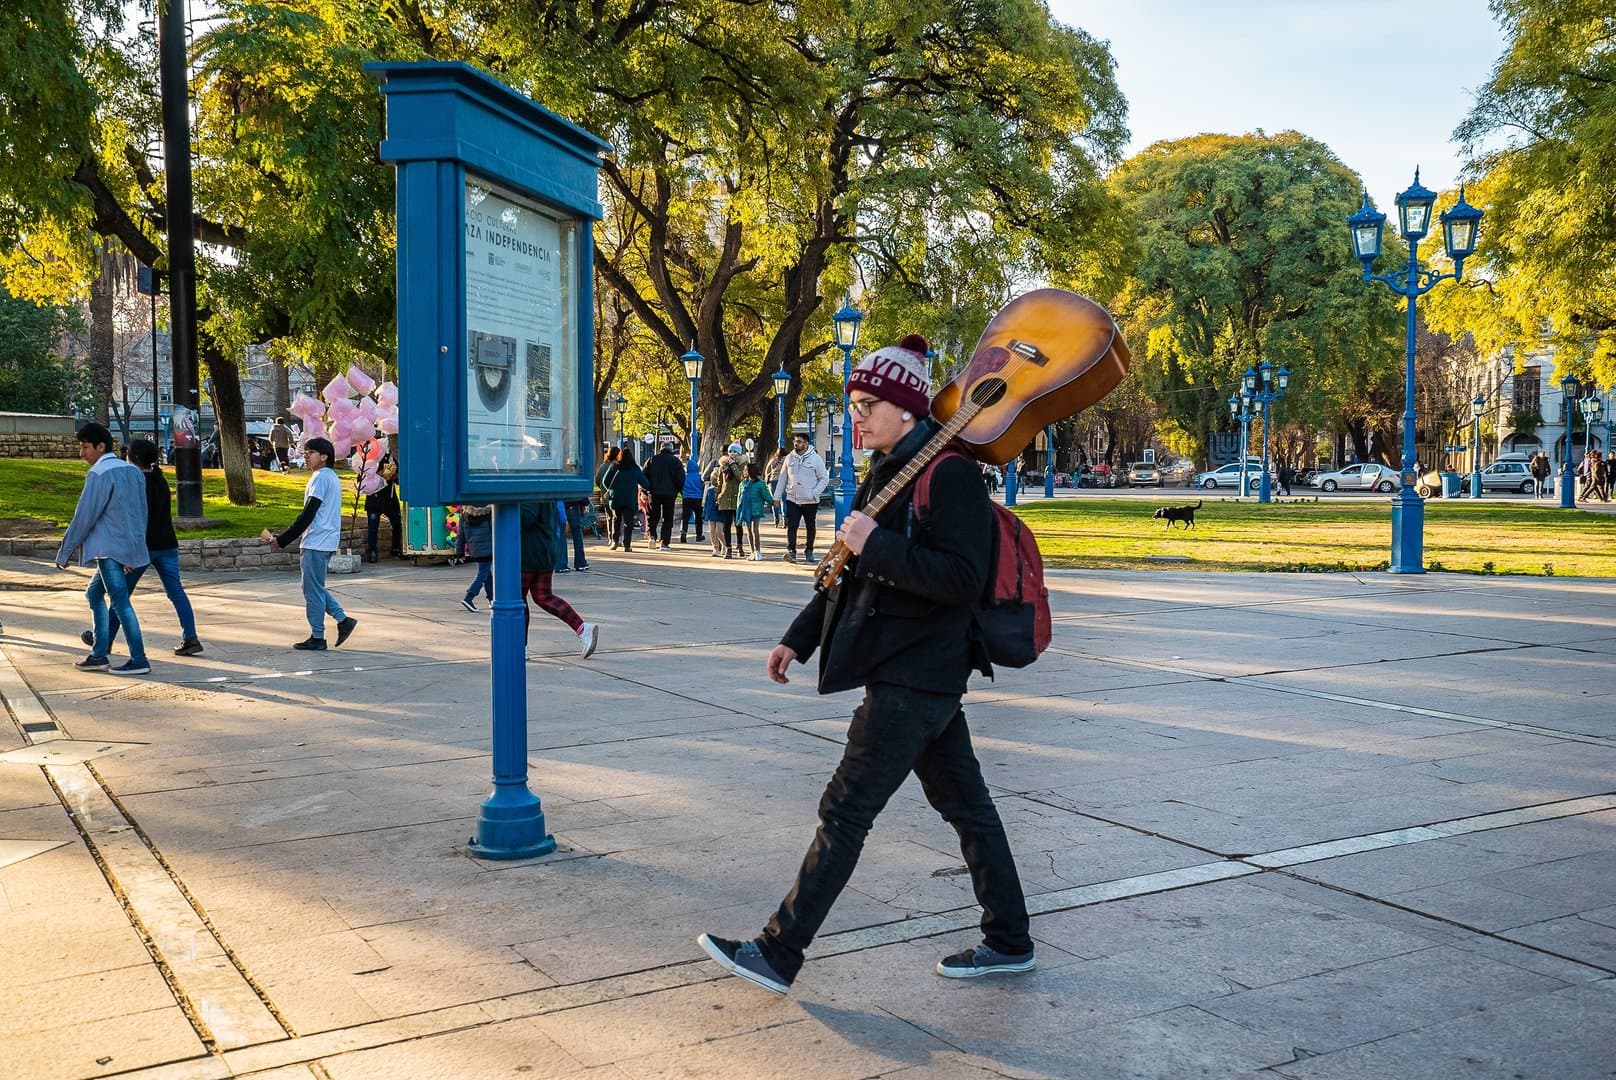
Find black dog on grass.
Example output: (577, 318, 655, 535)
(1152, 500, 1203, 529)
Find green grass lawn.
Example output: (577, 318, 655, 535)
(0, 458, 335, 539)
(1014, 496, 1616, 577)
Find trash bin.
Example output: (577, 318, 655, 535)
(1440, 472, 1461, 498)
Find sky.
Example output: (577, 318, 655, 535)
(1047, 0, 1509, 202)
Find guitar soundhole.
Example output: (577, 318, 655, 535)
(968, 377, 1007, 408)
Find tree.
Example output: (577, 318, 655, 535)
(1435, 0, 1616, 386)
(0, 285, 84, 414)
(1082, 132, 1404, 463)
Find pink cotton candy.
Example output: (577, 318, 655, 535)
(290, 393, 323, 421)
(349, 417, 376, 445)
(321, 374, 355, 404)
(346, 364, 377, 396)
(378, 416, 399, 435)
(377, 382, 399, 409)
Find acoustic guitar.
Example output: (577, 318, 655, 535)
(813, 288, 1130, 592)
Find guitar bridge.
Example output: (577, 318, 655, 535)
(1008, 339, 1049, 365)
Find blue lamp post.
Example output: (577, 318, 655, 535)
(831, 297, 863, 529)
(1559, 373, 1580, 508)
(803, 393, 819, 445)
(1580, 386, 1602, 461)
(1347, 176, 1482, 572)
(682, 344, 703, 489)
(772, 367, 791, 450)
(1470, 393, 1486, 499)
(1229, 389, 1254, 494)
(1249, 361, 1290, 502)
(1043, 426, 1056, 499)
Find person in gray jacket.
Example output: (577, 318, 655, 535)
(55, 423, 152, 675)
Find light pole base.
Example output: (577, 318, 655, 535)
(468, 784, 557, 860)
(1389, 490, 1425, 574)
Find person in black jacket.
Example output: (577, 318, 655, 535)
(606, 443, 650, 551)
(698, 334, 1033, 995)
(643, 444, 686, 550)
(364, 450, 402, 563)
(455, 505, 493, 611)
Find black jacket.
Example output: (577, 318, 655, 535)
(780, 419, 992, 696)
(144, 468, 179, 552)
(644, 448, 686, 496)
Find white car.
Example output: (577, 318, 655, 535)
(1311, 463, 1401, 492)
(1195, 461, 1267, 491)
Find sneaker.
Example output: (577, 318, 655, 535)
(935, 945, 1036, 980)
(574, 563, 591, 572)
(293, 637, 327, 651)
(74, 654, 109, 670)
(577, 622, 599, 659)
(335, 617, 358, 647)
(659, 543, 670, 551)
(108, 659, 151, 676)
(783, 552, 796, 564)
(555, 566, 572, 573)
(460, 598, 478, 613)
(697, 934, 789, 995)
(173, 639, 204, 657)
(81, 629, 95, 646)
(753, 552, 764, 561)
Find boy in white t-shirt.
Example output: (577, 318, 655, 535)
(262, 437, 357, 651)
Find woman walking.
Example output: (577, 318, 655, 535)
(519, 500, 598, 658)
(455, 505, 493, 611)
(607, 443, 650, 552)
(735, 461, 773, 561)
(765, 448, 786, 527)
(595, 446, 621, 549)
(714, 448, 744, 558)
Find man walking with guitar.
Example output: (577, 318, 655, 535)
(699, 334, 1035, 994)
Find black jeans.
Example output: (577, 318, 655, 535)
(680, 497, 705, 541)
(648, 493, 676, 545)
(614, 509, 635, 550)
(784, 500, 819, 556)
(760, 683, 1031, 982)
(366, 505, 401, 557)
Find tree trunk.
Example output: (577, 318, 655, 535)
(88, 251, 115, 427)
(200, 330, 256, 504)
(273, 350, 290, 417)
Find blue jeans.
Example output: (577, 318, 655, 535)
(464, 560, 493, 602)
(561, 503, 588, 568)
(97, 548, 197, 644)
(300, 549, 347, 638)
(86, 559, 147, 664)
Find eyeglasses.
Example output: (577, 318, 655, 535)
(848, 398, 882, 418)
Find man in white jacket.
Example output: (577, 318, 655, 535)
(772, 434, 830, 563)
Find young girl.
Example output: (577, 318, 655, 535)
(703, 472, 724, 557)
(735, 461, 773, 561)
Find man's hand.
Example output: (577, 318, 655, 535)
(837, 510, 875, 554)
(766, 643, 798, 684)
(261, 528, 280, 550)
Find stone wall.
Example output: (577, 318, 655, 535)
(0, 412, 78, 459)
(1, 519, 398, 573)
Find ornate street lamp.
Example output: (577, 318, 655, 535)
(803, 393, 819, 446)
(772, 367, 792, 450)
(831, 297, 863, 528)
(1347, 171, 1483, 572)
(1470, 393, 1486, 500)
(681, 343, 703, 491)
(1560, 373, 1579, 509)
(1230, 389, 1255, 495)
(1250, 361, 1290, 502)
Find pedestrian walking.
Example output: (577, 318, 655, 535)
(735, 461, 773, 561)
(765, 448, 787, 527)
(364, 450, 402, 563)
(607, 443, 650, 552)
(679, 446, 705, 544)
(714, 448, 745, 557)
(644, 444, 685, 551)
(561, 498, 592, 569)
(703, 473, 724, 556)
(1278, 463, 1294, 496)
(698, 333, 1032, 994)
(773, 433, 829, 564)
(1530, 450, 1551, 498)
(57, 423, 154, 675)
(595, 447, 621, 548)
(262, 437, 357, 651)
(456, 504, 493, 611)
(269, 416, 295, 470)
(519, 500, 598, 659)
(81, 439, 204, 659)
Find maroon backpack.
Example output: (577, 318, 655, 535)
(913, 450, 1052, 669)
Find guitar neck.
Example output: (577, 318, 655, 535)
(859, 403, 981, 518)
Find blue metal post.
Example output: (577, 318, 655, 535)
(1005, 456, 1018, 507)
(1258, 398, 1273, 502)
(836, 344, 856, 529)
(1238, 405, 1251, 495)
(468, 503, 555, 860)
(685, 376, 701, 490)
(1471, 410, 1483, 500)
(1560, 388, 1577, 509)
(1388, 238, 1425, 571)
(776, 389, 787, 450)
(1044, 426, 1055, 499)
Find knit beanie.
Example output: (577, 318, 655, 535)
(847, 334, 932, 418)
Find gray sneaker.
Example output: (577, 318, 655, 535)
(935, 944, 1036, 979)
(697, 934, 789, 995)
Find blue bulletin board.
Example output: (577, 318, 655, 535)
(369, 61, 609, 505)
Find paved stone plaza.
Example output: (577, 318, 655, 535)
(1, 550, 1613, 1078)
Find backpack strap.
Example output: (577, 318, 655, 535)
(912, 448, 971, 519)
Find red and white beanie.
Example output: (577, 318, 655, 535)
(847, 333, 932, 418)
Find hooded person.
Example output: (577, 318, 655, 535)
(698, 333, 1033, 993)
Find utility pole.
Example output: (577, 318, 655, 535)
(159, 0, 202, 516)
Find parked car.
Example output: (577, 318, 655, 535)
(1475, 459, 1537, 494)
(1161, 459, 1196, 486)
(1126, 461, 1163, 486)
(1080, 464, 1117, 488)
(1310, 462, 1401, 492)
(1195, 461, 1268, 491)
